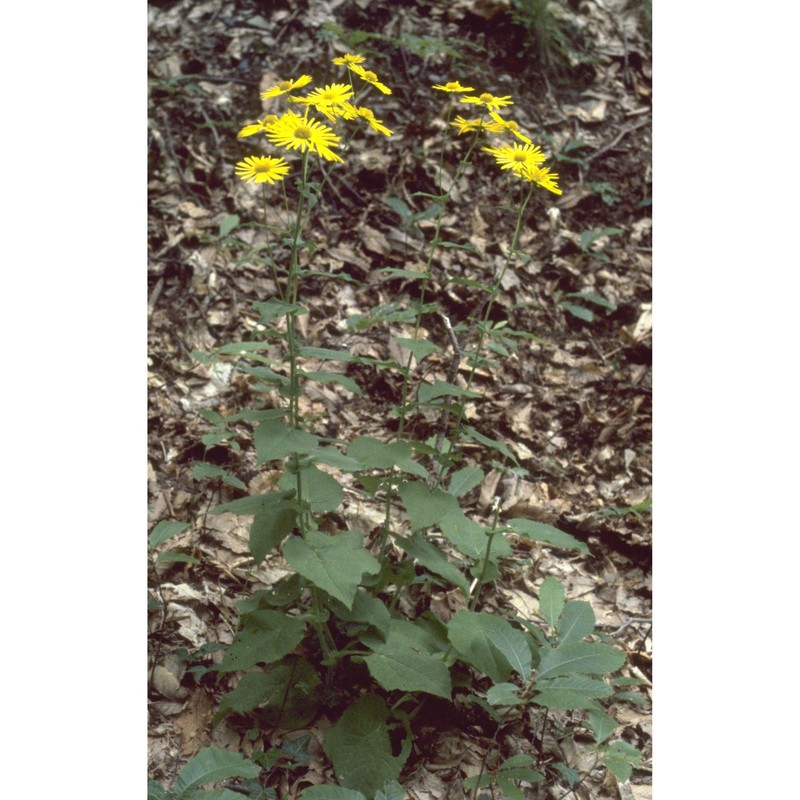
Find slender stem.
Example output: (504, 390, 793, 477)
(435, 180, 536, 487)
(469, 502, 502, 612)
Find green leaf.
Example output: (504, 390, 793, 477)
(302, 370, 362, 396)
(216, 656, 320, 729)
(486, 682, 525, 706)
(249, 505, 297, 563)
(500, 754, 536, 769)
(535, 675, 611, 699)
(253, 298, 307, 322)
(156, 552, 201, 565)
(172, 748, 261, 798)
(561, 291, 617, 311)
(439, 509, 493, 560)
(560, 302, 594, 322)
(506, 519, 589, 554)
(398, 482, 459, 530)
(362, 619, 453, 699)
(602, 741, 641, 783)
(533, 690, 601, 710)
(557, 601, 596, 643)
(279, 465, 343, 513)
(323, 695, 410, 798)
(254, 419, 320, 463)
(297, 346, 357, 362)
(217, 340, 277, 354)
(300, 788, 366, 800)
(149, 520, 189, 549)
(218, 610, 306, 673)
(536, 641, 626, 680)
(374, 781, 405, 800)
(396, 533, 470, 596)
(392, 337, 441, 361)
(348, 437, 414, 470)
(587, 709, 618, 743)
(219, 214, 240, 237)
(417, 379, 480, 403)
(312, 446, 364, 472)
(191, 462, 247, 491)
(333, 590, 392, 637)
(462, 426, 519, 464)
(539, 576, 565, 628)
(448, 466, 484, 497)
(579, 227, 624, 251)
(283, 530, 380, 609)
(448, 610, 531, 683)
(147, 779, 169, 800)
(211, 490, 296, 517)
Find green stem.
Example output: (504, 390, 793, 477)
(469, 502, 502, 612)
(436, 180, 537, 487)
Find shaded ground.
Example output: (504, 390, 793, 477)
(148, 0, 652, 796)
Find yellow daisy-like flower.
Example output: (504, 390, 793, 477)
(237, 115, 279, 138)
(234, 155, 291, 184)
(432, 80, 475, 93)
(333, 53, 366, 66)
(450, 115, 489, 136)
(461, 92, 514, 112)
(266, 111, 344, 163)
(341, 103, 393, 136)
(482, 142, 546, 175)
(350, 64, 392, 95)
(292, 83, 354, 121)
(486, 112, 532, 144)
(522, 164, 562, 195)
(260, 74, 313, 100)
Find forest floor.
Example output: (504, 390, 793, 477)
(148, 1, 652, 797)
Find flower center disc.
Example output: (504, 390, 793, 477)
(295, 126, 312, 140)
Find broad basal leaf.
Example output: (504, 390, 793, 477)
(538, 576, 565, 628)
(300, 787, 366, 800)
(323, 695, 410, 798)
(448, 610, 531, 683)
(535, 641, 626, 680)
(347, 437, 414, 470)
(283, 530, 380, 609)
(172, 748, 261, 797)
(448, 466, 484, 498)
(396, 533, 470, 596)
(254, 418, 320, 463)
(557, 600, 596, 643)
(398, 482, 459, 530)
(218, 610, 306, 673)
(362, 619, 452, 699)
(216, 656, 320, 729)
(507, 519, 588, 554)
(279, 464, 344, 513)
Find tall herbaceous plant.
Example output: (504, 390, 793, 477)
(149, 55, 643, 800)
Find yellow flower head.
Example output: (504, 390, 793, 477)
(350, 63, 392, 95)
(450, 115, 489, 136)
(432, 81, 475, 93)
(266, 111, 344, 163)
(260, 74, 313, 100)
(234, 155, 291, 184)
(237, 115, 279, 138)
(333, 53, 366, 67)
(461, 92, 514, 112)
(292, 83, 355, 121)
(482, 142, 546, 175)
(522, 164, 562, 195)
(341, 103, 393, 136)
(486, 112, 532, 144)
